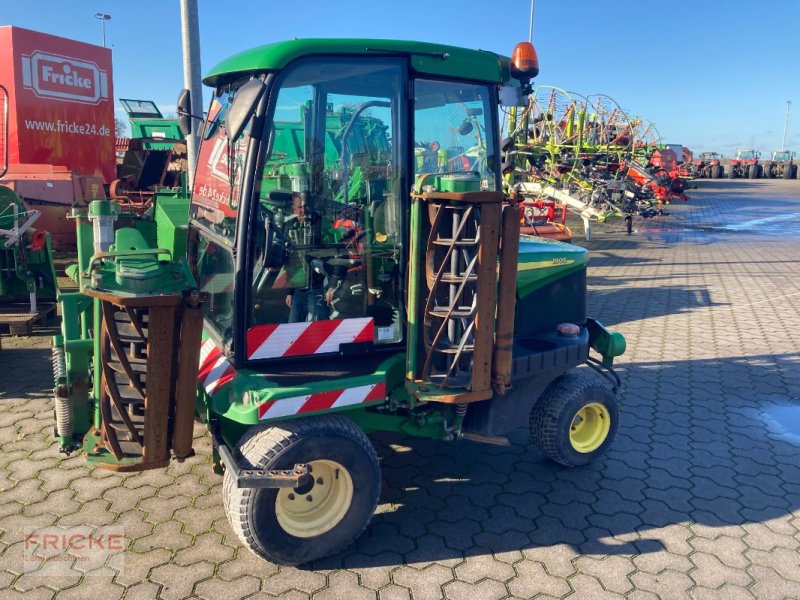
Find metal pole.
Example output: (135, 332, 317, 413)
(781, 100, 791, 151)
(180, 0, 203, 191)
(528, 0, 535, 43)
(95, 13, 110, 48)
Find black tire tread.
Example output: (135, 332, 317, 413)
(529, 372, 615, 467)
(223, 414, 379, 565)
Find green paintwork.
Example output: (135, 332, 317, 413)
(204, 38, 511, 86)
(154, 197, 190, 260)
(0, 186, 57, 303)
(204, 351, 408, 447)
(586, 318, 627, 367)
(515, 236, 588, 298)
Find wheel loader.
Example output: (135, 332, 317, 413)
(53, 38, 626, 565)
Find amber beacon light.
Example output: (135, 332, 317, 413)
(510, 41, 539, 84)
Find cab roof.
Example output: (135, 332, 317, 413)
(203, 38, 512, 87)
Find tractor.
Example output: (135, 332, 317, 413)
(690, 152, 723, 179)
(761, 150, 797, 179)
(53, 38, 626, 566)
(726, 149, 762, 179)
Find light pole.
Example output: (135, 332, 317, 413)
(95, 13, 111, 48)
(781, 100, 791, 151)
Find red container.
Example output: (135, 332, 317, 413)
(0, 26, 115, 183)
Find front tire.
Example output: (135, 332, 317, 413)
(529, 372, 619, 467)
(223, 415, 380, 565)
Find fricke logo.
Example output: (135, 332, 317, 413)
(21, 51, 108, 104)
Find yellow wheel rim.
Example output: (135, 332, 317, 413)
(275, 459, 353, 538)
(569, 402, 611, 453)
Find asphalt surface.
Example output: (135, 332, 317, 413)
(1, 178, 799, 599)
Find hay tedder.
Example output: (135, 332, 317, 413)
(52, 38, 626, 565)
(500, 85, 687, 238)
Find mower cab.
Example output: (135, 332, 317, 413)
(55, 38, 625, 566)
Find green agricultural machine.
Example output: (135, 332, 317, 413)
(0, 185, 57, 313)
(53, 38, 626, 565)
(762, 150, 797, 179)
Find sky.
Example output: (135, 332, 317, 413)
(2, 0, 799, 157)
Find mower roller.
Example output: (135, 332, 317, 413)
(53, 38, 626, 565)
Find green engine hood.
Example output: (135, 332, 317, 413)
(516, 236, 588, 298)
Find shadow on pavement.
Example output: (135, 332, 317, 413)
(312, 353, 800, 569)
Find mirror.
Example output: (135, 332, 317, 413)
(176, 89, 192, 136)
(457, 120, 474, 136)
(227, 79, 267, 142)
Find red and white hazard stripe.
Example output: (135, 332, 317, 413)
(246, 318, 373, 360)
(258, 382, 386, 420)
(198, 338, 236, 395)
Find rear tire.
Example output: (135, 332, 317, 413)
(529, 372, 619, 467)
(712, 165, 723, 179)
(765, 164, 774, 178)
(783, 164, 795, 179)
(727, 165, 737, 179)
(223, 415, 380, 565)
(748, 164, 759, 179)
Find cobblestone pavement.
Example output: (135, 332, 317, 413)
(1, 179, 799, 599)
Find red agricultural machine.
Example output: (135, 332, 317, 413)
(690, 152, 723, 179)
(725, 149, 761, 179)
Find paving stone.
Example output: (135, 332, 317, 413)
(573, 556, 635, 594)
(691, 584, 756, 600)
(629, 569, 694, 600)
(377, 584, 411, 600)
(53, 577, 124, 600)
(748, 565, 800, 600)
(261, 568, 327, 595)
(442, 578, 507, 600)
(174, 531, 234, 566)
(195, 574, 261, 600)
(113, 547, 171, 587)
(689, 552, 752, 589)
(150, 561, 215, 600)
(453, 553, 514, 583)
(565, 573, 625, 599)
(392, 564, 455, 599)
(118, 580, 162, 600)
(507, 560, 571, 599)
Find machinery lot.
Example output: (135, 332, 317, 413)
(1, 179, 799, 599)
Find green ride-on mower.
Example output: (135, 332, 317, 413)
(53, 38, 626, 565)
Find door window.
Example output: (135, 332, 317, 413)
(247, 59, 405, 360)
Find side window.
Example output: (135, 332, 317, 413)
(246, 59, 405, 361)
(414, 79, 496, 189)
(188, 84, 251, 348)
